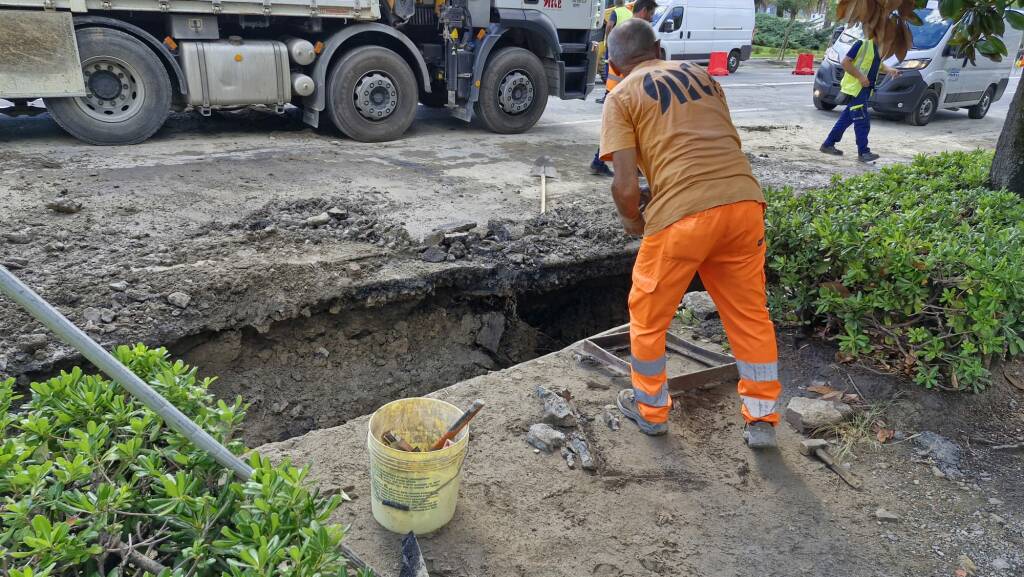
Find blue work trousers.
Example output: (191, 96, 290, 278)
(824, 90, 871, 155)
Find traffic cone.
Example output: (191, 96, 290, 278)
(792, 53, 815, 75)
(708, 52, 729, 76)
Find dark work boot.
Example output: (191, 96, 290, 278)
(743, 421, 778, 449)
(590, 158, 613, 177)
(858, 151, 880, 163)
(820, 144, 843, 156)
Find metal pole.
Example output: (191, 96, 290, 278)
(0, 266, 252, 480)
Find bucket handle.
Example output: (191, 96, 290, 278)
(378, 450, 468, 511)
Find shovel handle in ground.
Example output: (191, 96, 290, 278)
(540, 175, 546, 214)
(814, 448, 863, 489)
(430, 399, 484, 451)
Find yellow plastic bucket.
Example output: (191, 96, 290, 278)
(366, 397, 469, 534)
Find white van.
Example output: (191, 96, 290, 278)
(813, 2, 1024, 125)
(651, 0, 756, 73)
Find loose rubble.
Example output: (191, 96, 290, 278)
(914, 431, 963, 479)
(45, 198, 83, 214)
(681, 291, 718, 320)
(535, 385, 577, 427)
(526, 424, 565, 453)
(784, 397, 853, 432)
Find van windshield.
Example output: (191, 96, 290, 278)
(837, 9, 951, 51)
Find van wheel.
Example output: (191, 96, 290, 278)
(474, 48, 549, 134)
(907, 89, 939, 126)
(327, 46, 418, 142)
(44, 27, 171, 145)
(967, 86, 994, 119)
(727, 49, 741, 73)
(813, 93, 836, 111)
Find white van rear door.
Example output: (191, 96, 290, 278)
(712, 1, 754, 54)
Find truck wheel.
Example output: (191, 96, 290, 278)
(967, 86, 994, 119)
(727, 49, 741, 73)
(906, 89, 939, 126)
(327, 46, 418, 142)
(44, 27, 171, 145)
(474, 48, 549, 134)
(813, 93, 836, 111)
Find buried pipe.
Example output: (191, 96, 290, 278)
(0, 266, 375, 572)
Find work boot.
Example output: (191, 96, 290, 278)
(743, 421, 778, 449)
(595, 95, 606, 104)
(819, 144, 843, 156)
(616, 389, 668, 436)
(590, 159, 613, 177)
(858, 151, 880, 163)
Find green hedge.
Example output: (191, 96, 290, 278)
(0, 345, 367, 577)
(766, 151, 1024, 392)
(754, 13, 833, 51)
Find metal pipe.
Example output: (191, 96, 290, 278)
(0, 266, 253, 480)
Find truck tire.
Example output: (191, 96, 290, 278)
(727, 49, 741, 73)
(474, 48, 549, 134)
(44, 27, 171, 145)
(906, 88, 939, 126)
(967, 86, 994, 119)
(327, 46, 418, 142)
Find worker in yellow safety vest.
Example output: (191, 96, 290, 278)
(592, 0, 656, 176)
(819, 37, 899, 163)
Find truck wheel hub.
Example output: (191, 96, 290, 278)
(498, 71, 533, 115)
(355, 73, 398, 120)
(76, 57, 144, 124)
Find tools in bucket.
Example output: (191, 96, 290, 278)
(381, 399, 485, 452)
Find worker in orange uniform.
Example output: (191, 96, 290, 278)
(600, 19, 781, 448)
(591, 0, 657, 177)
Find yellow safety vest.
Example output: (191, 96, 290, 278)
(612, 6, 633, 26)
(840, 39, 876, 98)
(605, 7, 633, 90)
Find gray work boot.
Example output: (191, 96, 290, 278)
(858, 151, 880, 163)
(743, 421, 778, 449)
(616, 389, 668, 436)
(819, 144, 843, 156)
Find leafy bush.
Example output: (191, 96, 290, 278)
(766, 151, 1024, 392)
(0, 345, 366, 577)
(754, 13, 833, 50)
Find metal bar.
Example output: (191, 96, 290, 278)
(667, 365, 738, 394)
(0, 266, 253, 479)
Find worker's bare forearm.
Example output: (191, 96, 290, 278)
(612, 178, 642, 221)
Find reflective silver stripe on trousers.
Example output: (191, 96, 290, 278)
(634, 384, 670, 407)
(736, 360, 779, 382)
(741, 396, 778, 418)
(630, 355, 666, 377)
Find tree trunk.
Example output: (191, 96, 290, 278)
(779, 14, 796, 61)
(990, 79, 1024, 195)
(776, 5, 784, 17)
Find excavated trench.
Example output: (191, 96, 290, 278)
(172, 275, 632, 446)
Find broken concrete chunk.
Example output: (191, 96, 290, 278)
(305, 212, 331, 227)
(421, 246, 447, 263)
(914, 431, 963, 480)
(20, 333, 48, 353)
(167, 291, 192, 309)
(527, 424, 565, 453)
(475, 312, 505, 354)
(567, 433, 596, 471)
(602, 405, 621, 431)
(1, 257, 28, 270)
(326, 207, 348, 220)
(434, 220, 477, 234)
(45, 198, 83, 214)
(681, 291, 718, 320)
(784, 397, 853, 432)
(3, 231, 31, 245)
(535, 385, 577, 427)
(109, 281, 128, 292)
(83, 307, 102, 324)
(874, 508, 899, 522)
(561, 447, 576, 469)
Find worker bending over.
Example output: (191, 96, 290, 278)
(600, 19, 781, 448)
(592, 0, 656, 176)
(820, 36, 899, 163)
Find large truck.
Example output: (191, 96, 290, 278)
(0, 0, 601, 144)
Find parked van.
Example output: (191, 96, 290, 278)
(813, 2, 1024, 125)
(650, 0, 755, 73)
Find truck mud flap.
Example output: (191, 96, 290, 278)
(0, 11, 86, 98)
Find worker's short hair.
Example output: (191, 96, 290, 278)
(633, 0, 657, 15)
(608, 19, 657, 66)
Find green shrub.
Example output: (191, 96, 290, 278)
(754, 13, 832, 50)
(0, 344, 367, 577)
(766, 150, 1024, 392)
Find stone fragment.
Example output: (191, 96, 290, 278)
(535, 385, 577, 427)
(421, 246, 447, 263)
(682, 291, 718, 320)
(167, 292, 192, 309)
(45, 198, 83, 214)
(83, 307, 102, 323)
(567, 433, 596, 471)
(447, 241, 467, 259)
(992, 558, 1010, 571)
(562, 447, 576, 469)
(305, 212, 331, 227)
(785, 397, 853, 432)
(475, 312, 505, 354)
(603, 405, 621, 431)
(3, 232, 31, 245)
(873, 508, 899, 523)
(327, 207, 348, 219)
(20, 333, 48, 353)
(109, 281, 128, 292)
(527, 424, 565, 453)
(434, 220, 477, 234)
(1, 257, 28, 269)
(914, 431, 963, 479)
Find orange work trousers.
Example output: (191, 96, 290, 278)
(628, 200, 781, 425)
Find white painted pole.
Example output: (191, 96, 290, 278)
(0, 266, 253, 480)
